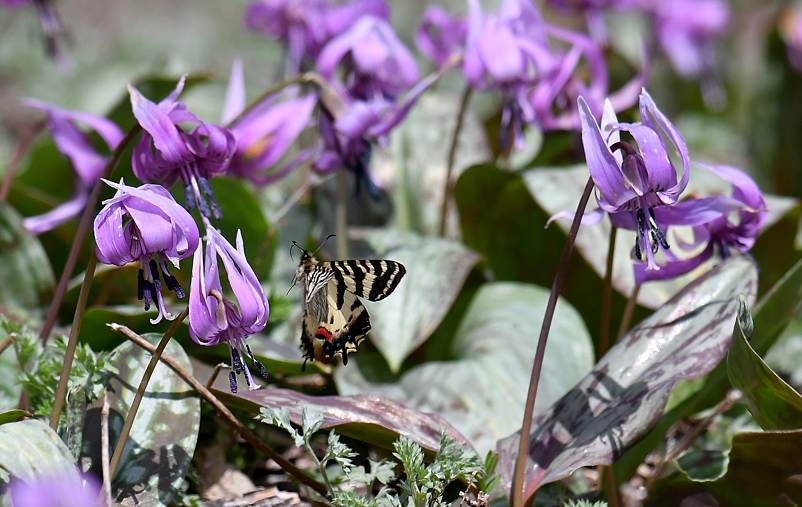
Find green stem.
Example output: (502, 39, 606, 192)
(38, 125, 141, 343)
(305, 441, 334, 496)
(0, 120, 45, 202)
(108, 309, 187, 477)
(597, 226, 618, 357)
(617, 283, 641, 339)
(511, 177, 595, 507)
(437, 86, 473, 237)
(49, 255, 97, 430)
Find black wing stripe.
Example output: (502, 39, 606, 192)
(368, 260, 386, 300)
(369, 260, 406, 301)
(332, 267, 346, 310)
(348, 260, 365, 296)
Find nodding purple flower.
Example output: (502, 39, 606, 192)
(129, 76, 237, 220)
(635, 165, 767, 283)
(578, 90, 690, 271)
(189, 226, 269, 393)
(22, 99, 123, 235)
(245, 0, 389, 73)
(93, 179, 199, 324)
(10, 474, 100, 507)
(316, 15, 419, 100)
(416, 6, 467, 68)
(222, 60, 317, 185)
(314, 71, 439, 197)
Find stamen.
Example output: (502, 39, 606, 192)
(634, 209, 645, 261)
(160, 261, 184, 299)
(184, 183, 197, 211)
(198, 176, 222, 220)
(648, 209, 670, 249)
(229, 371, 238, 393)
(231, 347, 244, 374)
(137, 268, 145, 301)
(246, 344, 269, 380)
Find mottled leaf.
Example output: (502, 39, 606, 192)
(82, 335, 200, 506)
(0, 203, 54, 314)
(208, 375, 467, 453)
(0, 419, 78, 483)
(336, 282, 595, 456)
(355, 229, 481, 372)
(647, 430, 802, 506)
(727, 299, 802, 430)
(524, 165, 797, 309)
(496, 256, 757, 501)
(0, 346, 21, 412)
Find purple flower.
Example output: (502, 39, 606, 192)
(635, 165, 766, 282)
(578, 90, 690, 271)
(222, 60, 317, 185)
(189, 227, 269, 392)
(129, 77, 237, 219)
(245, 0, 389, 73)
(94, 179, 199, 324)
(415, 6, 467, 67)
(22, 99, 123, 235)
(651, 0, 728, 79)
(10, 474, 100, 507)
(316, 15, 419, 100)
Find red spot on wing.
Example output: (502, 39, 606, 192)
(315, 327, 333, 342)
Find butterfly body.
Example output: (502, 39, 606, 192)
(296, 250, 405, 366)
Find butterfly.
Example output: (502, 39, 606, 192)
(292, 242, 406, 368)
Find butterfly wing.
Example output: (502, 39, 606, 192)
(300, 278, 372, 366)
(325, 260, 406, 301)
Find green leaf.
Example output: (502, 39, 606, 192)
(82, 335, 200, 506)
(0, 419, 79, 484)
(0, 410, 29, 426)
(356, 229, 481, 372)
(336, 282, 595, 455)
(0, 203, 54, 314)
(648, 430, 802, 506)
(727, 298, 802, 430)
(495, 256, 757, 502)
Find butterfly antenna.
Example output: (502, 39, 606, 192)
(313, 234, 336, 256)
(286, 272, 298, 296)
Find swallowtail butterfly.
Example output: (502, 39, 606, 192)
(293, 243, 406, 368)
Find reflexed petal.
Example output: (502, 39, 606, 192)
(213, 229, 268, 333)
(619, 123, 676, 191)
(24, 188, 88, 235)
(316, 16, 374, 78)
(577, 96, 635, 210)
(189, 240, 223, 346)
(415, 6, 466, 66)
(634, 243, 715, 283)
(222, 58, 246, 125)
(129, 84, 190, 164)
(653, 195, 746, 226)
(638, 89, 690, 201)
(477, 22, 523, 83)
(463, 0, 485, 86)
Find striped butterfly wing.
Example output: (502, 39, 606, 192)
(325, 259, 406, 301)
(300, 278, 371, 366)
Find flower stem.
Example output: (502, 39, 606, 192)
(49, 254, 97, 430)
(617, 283, 641, 339)
(108, 322, 330, 497)
(437, 86, 473, 238)
(0, 120, 45, 203)
(511, 177, 595, 507)
(38, 125, 141, 343)
(108, 308, 187, 478)
(598, 226, 618, 357)
(304, 441, 334, 496)
(0, 333, 16, 356)
(100, 391, 112, 507)
(335, 170, 349, 259)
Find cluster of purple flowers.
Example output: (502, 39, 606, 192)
(19, 0, 766, 392)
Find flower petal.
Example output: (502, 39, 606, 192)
(222, 58, 246, 125)
(128, 84, 190, 164)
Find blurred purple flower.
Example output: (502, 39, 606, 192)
(314, 72, 439, 197)
(245, 0, 389, 73)
(416, 6, 467, 67)
(651, 0, 729, 79)
(317, 15, 419, 100)
(189, 226, 268, 392)
(0, 0, 28, 6)
(222, 60, 317, 185)
(22, 99, 123, 235)
(94, 179, 199, 324)
(781, 4, 802, 72)
(578, 90, 690, 271)
(635, 165, 767, 282)
(129, 76, 237, 219)
(10, 474, 100, 507)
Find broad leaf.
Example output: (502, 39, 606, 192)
(524, 165, 798, 309)
(496, 255, 757, 502)
(82, 336, 200, 506)
(647, 430, 802, 506)
(206, 374, 467, 453)
(0, 204, 54, 314)
(0, 419, 78, 484)
(357, 229, 481, 372)
(336, 282, 595, 456)
(727, 299, 802, 430)
(0, 410, 29, 426)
